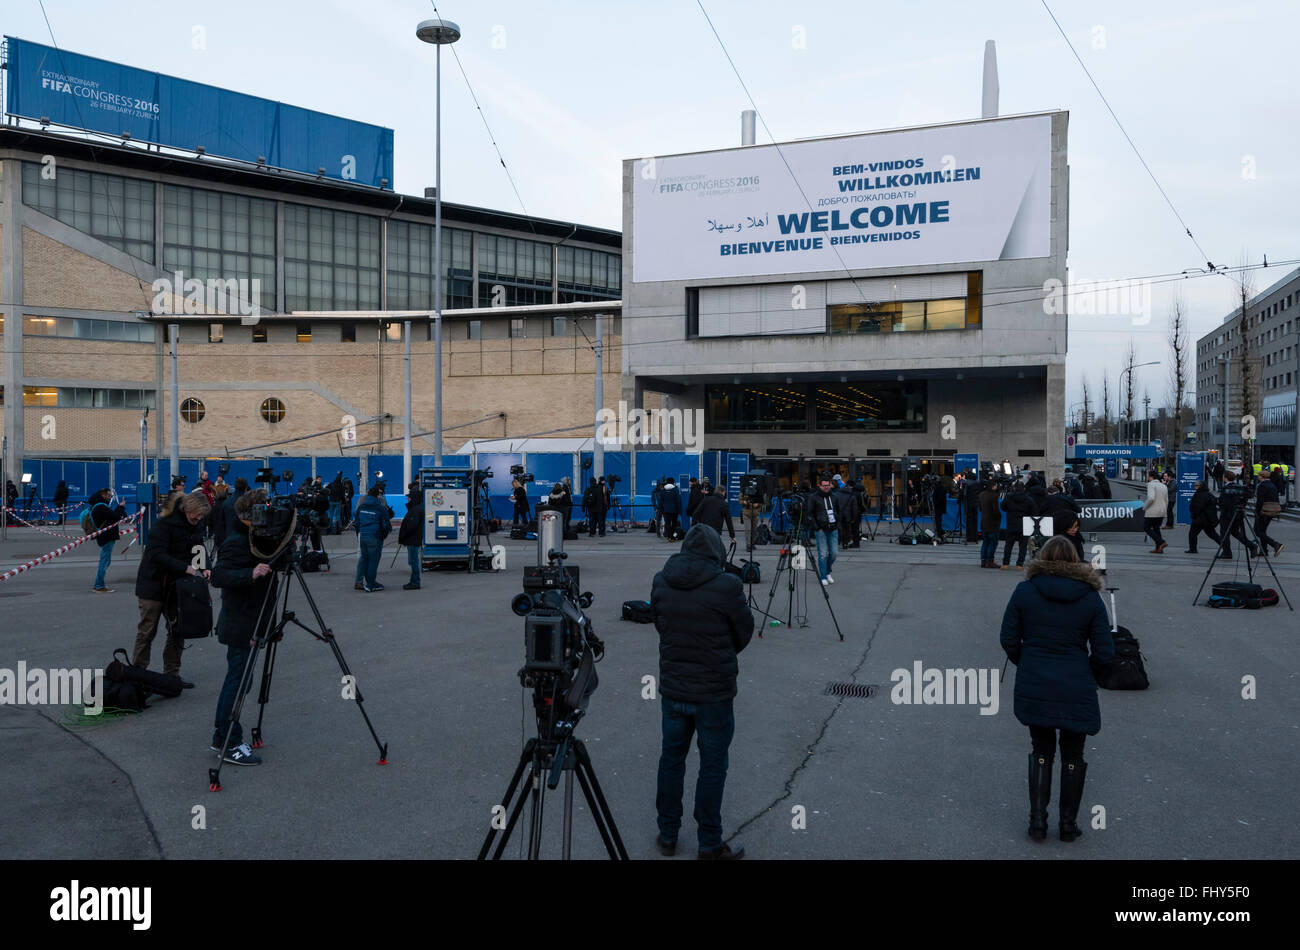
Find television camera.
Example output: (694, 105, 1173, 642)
(509, 463, 535, 484)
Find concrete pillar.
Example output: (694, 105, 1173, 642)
(2, 159, 26, 482)
(1046, 362, 1067, 477)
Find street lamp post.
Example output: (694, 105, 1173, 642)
(417, 17, 461, 467)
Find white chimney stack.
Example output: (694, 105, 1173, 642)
(982, 40, 999, 118)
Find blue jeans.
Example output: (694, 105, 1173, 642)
(94, 543, 113, 589)
(813, 528, 838, 579)
(980, 530, 1000, 563)
(406, 545, 421, 587)
(212, 643, 253, 747)
(656, 696, 736, 851)
(329, 501, 342, 530)
(359, 536, 383, 587)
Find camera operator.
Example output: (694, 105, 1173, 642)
(962, 471, 981, 542)
(89, 488, 128, 593)
(978, 478, 1002, 568)
(133, 490, 211, 686)
(1000, 480, 1034, 570)
(511, 478, 530, 526)
(651, 524, 754, 860)
(548, 479, 573, 537)
(691, 479, 735, 542)
(929, 475, 948, 537)
(582, 476, 608, 538)
(223, 477, 249, 540)
(398, 483, 425, 589)
(659, 476, 683, 541)
(805, 473, 849, 585)
(208, 489, 277, 767)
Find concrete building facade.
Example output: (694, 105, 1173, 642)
(620, 112, 1070, 495)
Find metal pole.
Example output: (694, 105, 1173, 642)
(594, 312, 604, 480)
(169, 323, 180, 473)
(403, 319, 412, 489)
(433, 41, 444, 466)
(1224, 357, 1231, 460)
(140, 411, 147, 480)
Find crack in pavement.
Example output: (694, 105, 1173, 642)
(33, 706, 167, 859)
(728, 569, 906, 842)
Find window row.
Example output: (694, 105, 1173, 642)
(23, 386, 157, 409)
(557, 246, 620, 301)
(705, 382, 927, 432)
(22, 163, 155, 262)
(22, 316, 155, 342)
(178, 397, 283, 424)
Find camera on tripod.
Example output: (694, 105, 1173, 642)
(248, 490, 330, 541)
(511, 554, 600, 693)
(509, 463, 535, 484)
(473, 467, 493, 485)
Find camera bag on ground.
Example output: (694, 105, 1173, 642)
(1212, 580, 1264, 601)
(621, 600, 654, 623)
(1208, 586, 1279, 609)
(1091, 589, 1149, 690)
(509, 525, 528, 540)
(165, 574, 214, 639)
(754, 523, 772, 546)
(300, 550, 329, 573)
(103, 648, 183, 709)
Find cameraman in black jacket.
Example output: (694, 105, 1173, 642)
(1185, 481, 1221, 555)
(209, 489, 277, 766)
(651, 524, 753, 860)
(1216, 473, 1259, 559)
(1000, 480, 1035, 569)
(691, 481, 735, 541)
(133, 490, 210, 685)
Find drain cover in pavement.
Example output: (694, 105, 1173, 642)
(824, 682, 877, 698)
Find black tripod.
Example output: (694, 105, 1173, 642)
(898, 484, 937, 544)
(756, 501, 844, 641)
(1191, 504, 1292, 609)
(479, 687, 627, 860)
(209, 532, 389, 792)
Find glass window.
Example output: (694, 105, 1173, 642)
(384, 323, 402, 342)
(23, 163, 155, 262)
(161, 185, 274, 312)
(284, 203, 380, 312)
(180, 398, 206, 423)
(467, 320, 481, 340)
(478, 233, 556, 307)
(252, 325, 267, 343)
(23, 387, 58, 407)
(297, 323, 312, 343)
(260, 397, 286, 423)
(551, 316, 567, 336)
(556, 245, 621, 303)
(814, 381, 926, 431)
(341, 322, 356, 343)
(705, 384, 807, 431)
(510, 318, 526, 338)
(925, 299, 965, 330)
(209, 323, 224, 343)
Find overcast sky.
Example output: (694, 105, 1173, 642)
(7, 0, 1297, 420)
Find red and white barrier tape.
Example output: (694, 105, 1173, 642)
(2, 510, 84, 540)
(0, 510, 142, 584)
(3, 501, 87, 516)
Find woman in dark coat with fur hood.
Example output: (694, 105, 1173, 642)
(1000, 536, 1114, 843)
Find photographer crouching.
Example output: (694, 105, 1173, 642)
(208, 489, 278, 767)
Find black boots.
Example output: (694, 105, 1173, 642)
(1027, 752, 1052, 841)
(1059, 759, 1087, 842)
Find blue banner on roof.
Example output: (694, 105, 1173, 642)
(5, 37, 395, 188)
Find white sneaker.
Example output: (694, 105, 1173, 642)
(826, 574, 835, 584)
(821, 578, 829, 587)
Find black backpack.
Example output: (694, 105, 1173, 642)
(1091, 590, 1149, 690)
(103, 649, 184, 709)
(754, 523, 772, 546)
(300, 550, 330, 574)
(621, 600, 653, 623)
(166, 574, 214, 639)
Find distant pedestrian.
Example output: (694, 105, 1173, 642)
(1000, 480, 1034, 570)
(88, 488, 127, 592)
(692, 481, 735, 541)
(659, 477, 682, 540)
(1000, 536, 1114, 842)
(1142, 471, 1168, 553)
(1255, 476, 1284, 558)
(353, 484, 391, 592)
(978, 479, 1002, 568)
(511, 478, 530, 526)
(134, 491, 210, 686)
(582, 477, 607, 537)
(1162, 471, 1176, 530)
(53, 480, 70, 525)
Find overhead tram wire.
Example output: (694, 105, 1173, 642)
(1039, 0, 1216, 272)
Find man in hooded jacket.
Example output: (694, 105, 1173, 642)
(651, 525, 754, 860)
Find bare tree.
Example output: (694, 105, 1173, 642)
(1167, 297, 1190, 459)
(1101, 370, 1112, 443)
(1236, 272, 1256, 454)
(1123, 341, 1137, 443)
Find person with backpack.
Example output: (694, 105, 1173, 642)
(999, 535, 1114, 843)
(209, 489, 277, 767)
(53, 480, 70, 525)
(87, 489, 127, 592)
(209, 482, 231, 548)
(328, 472, 345, 532)
(398, 485, 425, 590)
(511, 478, 530, 526)
(1254, 475, 1284, 558)
(342, 478, 356, 529)
(133, 491, 211, 686)
(353, 483, 392, 592)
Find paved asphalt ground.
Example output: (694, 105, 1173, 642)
(1, 511, 1296, 861)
